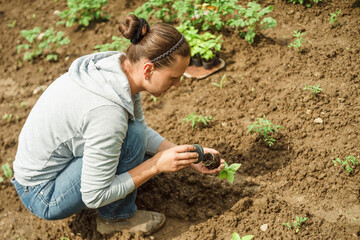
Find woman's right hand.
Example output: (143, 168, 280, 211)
(152, 145, 199, 173)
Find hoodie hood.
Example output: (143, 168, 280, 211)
(68, 51, 136, 118)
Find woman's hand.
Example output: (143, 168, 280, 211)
(152, 145, 199, 173)
(191, 147, 225, 174)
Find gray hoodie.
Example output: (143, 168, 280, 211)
(13, 52, 165, 208)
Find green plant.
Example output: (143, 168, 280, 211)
(2, 163, 13, 179)
(288, 31, 306, 52)
(303, 84, 322, 98)
(7, 20, 16, 28)
(17, 27, 70, 62)
(212, 74, 227, 89)
(247, 116, 284, 146)
(333, 156, 359, 174)
(182, 113, 213, 129)
(151, 96, 158, 102)
(94, 36, 130, 52)
(232, 233, 254, 240)
(329, 9, 341, 25)
(2, 113, 13, 123)
(227, 2, 276, 44)
(283, 216, 308, 233)
(287, 0, 322, 7)
(132, 0, 176, 23)
(57, 0, 110, 27)
(219, 162, 242, 183)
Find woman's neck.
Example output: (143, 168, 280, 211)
(121, 59, 144, 96)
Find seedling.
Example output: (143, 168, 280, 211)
(219, 162, 242, 183)
(329, 9, 341, 26)
(333, 156, 359, 174)
(227, 2, 276, 44)
(94, 36, 130, 52)
(2, 163, 13, 179)
(288, 31, 306, 52)
(303, 84, 322, 98)
(247, 116, 284, 146)
(57, 0, 110, 27)
(212, 74, 227, 89)
(287, 0, 322, 7)
(2, 113, 13, 123)
(182, 113, 213, 129)
(151, 96, 158, 102)
(283, 216, 308, 233)
(17, 27, 70, 62)
(7, 20, 16, 28)
(231, 232, 254, 240)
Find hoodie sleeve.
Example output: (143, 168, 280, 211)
(79, 105, 135, 209)
(133, 93, 165, 155)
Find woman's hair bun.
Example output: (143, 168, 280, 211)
(119, 14, 149, 44)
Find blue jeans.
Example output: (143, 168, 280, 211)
(12, 119, 147, 220)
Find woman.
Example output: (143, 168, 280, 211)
(12, 15, 224, 235)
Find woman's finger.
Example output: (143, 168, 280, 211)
(176, 152, 199, 160)
(203, 147, 219, 155)
(174, 144, 196, 153)
(176, 158, 199, 166)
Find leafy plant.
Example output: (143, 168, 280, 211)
(132, 0, 176, 23)
(283, 216, 308, 233)
(57, 0, 110, 27)
(333, 156, 359, 174)
(227, 1, 276, 44)
(182, 113, 213, 129)
(247, 116, 284, 146)
(17, 27, 70, 62)
(94, 36, 130, 52)
(303, 84, 322, 98)
(288, 31, 306, 52)
(7, 20, 16, 28)
(212, 74, 227, 89)
(232, 232, 254, 240)
(287, 0, 322, 7)
(219, 162, 242, 183)
(329, 9, 341, 25)
(2, 163, 13, 179)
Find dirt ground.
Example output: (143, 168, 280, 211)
(1, 0, 360, 239)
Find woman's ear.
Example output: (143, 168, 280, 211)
(143, 62, 154, 80)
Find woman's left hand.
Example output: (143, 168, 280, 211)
(191, 147, 225, 174)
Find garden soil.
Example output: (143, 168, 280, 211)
(1, 0, 359, 239)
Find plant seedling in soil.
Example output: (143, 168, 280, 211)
(231, 232, 254, 240)
(57, 0, 110, 27)
(247, 116, 284, 147)
(7, 20, 16, 28)
(94, 36, 130, 52)
(329, 9, 341, 26)
(333, 156, 359, 174)
(2, 163, 13, 179)
(287, 0, 322, 7)
(219, 161, 242, 183)
(182, 113, 213, 129)
(282, 216, 308, 233)
(212, 74, 227, 89)
(132, 0, 176, 23)
(17, 27, 70, 62)
(2, 113, 13, 123)
(288, 31, 306, 52)
(303, 84, 322, 98)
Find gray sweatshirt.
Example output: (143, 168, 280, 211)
(13, 52, 165, 209)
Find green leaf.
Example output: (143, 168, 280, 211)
(232, 232, 241, 240)
(241, 236, 255, 240)
(227, 172, 235, 183)
(2, 163, 13, 179)
(218, 169, 227, 179)
(229, 163, 242, 172)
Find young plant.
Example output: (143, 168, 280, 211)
(227, 2, 277, 44)
(219, 162, 242, 183)
(212, 74, 227, 89)
(17, 27, 70, 62)
(283, 216, 308, 233)
(1, 163, 13, 179)
(57, 0, 110, 27)
(7, 20, 16, 28)
(2, 113, 13, 123)
(247, 116, 284, 147)
(232, 232, 254, 240)
(333, 156, 359, 174)
(303, 84, 322, 98)
(182, 113, 213, 129)
(94, 36, 130, 52)
(287, 0, 322, 7)
(329, 9, 341, 26)
(288, 31, 306, 52)
(132, 0, 176, 23)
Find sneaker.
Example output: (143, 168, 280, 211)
(96, 210, 166, 235)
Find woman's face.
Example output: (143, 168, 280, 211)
(145, 55, 190, 97)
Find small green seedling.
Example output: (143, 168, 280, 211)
(219, 162, 242, 183)
(288, 31, 306, 52)
(231, 232, 254, 240)
(7, 20, 16, 28)
(247, 116, 284, 146)
(94, 36, 130, 52)
(283, 216, 308, 233)
(2, 163, 13, 179)
(2, 113, 13, 123)
(212, 74, 227, 89)
(182, 113, 213, 129)
(303, 84, 322, 98)
(329, 9, 341, 25)
(333, 156, 359, 174)
(151, 96, 158, 102)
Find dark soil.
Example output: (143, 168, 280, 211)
(202, 153, 221, 170)
(1, 0, 360, 239)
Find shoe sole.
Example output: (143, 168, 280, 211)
(144, 213, 166, 236)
